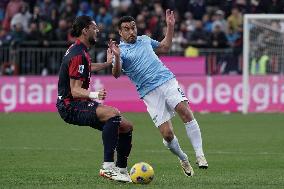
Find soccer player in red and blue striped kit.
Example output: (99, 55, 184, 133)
(56, 15, 132, 182)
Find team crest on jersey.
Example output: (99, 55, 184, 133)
(78, 65, 84, 74)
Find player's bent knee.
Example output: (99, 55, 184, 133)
(179, 108, 194, 122)
(108, 108, 120, 118)
(119, 120, 133, 133)
(96, 106, 121, 122)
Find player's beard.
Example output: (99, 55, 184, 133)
(88, 36, 96, 46)
(128, 35, 137, 43)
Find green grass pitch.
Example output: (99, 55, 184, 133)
(0, 112, 284, 189)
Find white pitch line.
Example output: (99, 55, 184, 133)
(0, 147, 283, 155)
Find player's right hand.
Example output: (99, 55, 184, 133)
(98, 89, 107, 100)
(106, 48, 113, 65)
(165, 9, 175, 27)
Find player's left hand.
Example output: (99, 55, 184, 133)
(108, 39, 120, 57)
(165, 9, 175, 27)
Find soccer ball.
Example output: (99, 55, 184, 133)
(130, 162, 154, 184)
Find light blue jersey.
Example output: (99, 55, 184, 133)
(118, 35, 175, 98)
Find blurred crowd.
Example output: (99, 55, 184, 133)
(0, 0, 284, 75)
(1, 0, 284, 49)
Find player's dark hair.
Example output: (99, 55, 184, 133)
(70, 15, 93, 37)
(118, 16, 135, 29)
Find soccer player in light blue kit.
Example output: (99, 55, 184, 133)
(110, 10, 208, 177)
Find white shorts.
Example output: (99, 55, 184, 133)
(143, 78, 188, 127)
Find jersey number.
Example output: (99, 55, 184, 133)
(178, 88, 185, 98)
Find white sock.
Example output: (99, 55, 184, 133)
(185, 119, 204, 157)
(163, 135, 188, 161)
(103, 162, 115, 169)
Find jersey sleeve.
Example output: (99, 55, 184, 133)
(144, 35, 160, 49)
(68, 54, 88, 81)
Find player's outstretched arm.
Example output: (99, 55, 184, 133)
(156, 9, 175, 53)
(109, 39, 122, 78)
(70, 79, 106, 100)
(91, 48, 112, 72)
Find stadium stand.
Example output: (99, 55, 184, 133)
(0, 0, 284, 75)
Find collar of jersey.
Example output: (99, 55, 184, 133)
(119, 37, 141, 46)
(75, 39, 88, 50)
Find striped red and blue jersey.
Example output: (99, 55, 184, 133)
(57, 39, 92, 103)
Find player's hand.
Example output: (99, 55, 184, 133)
(106, 48, 113, 65)
(165, 9, 175, 27)
(98, 89, 107, 100)
(108, 39, 120, 57)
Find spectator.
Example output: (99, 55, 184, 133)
(250, 49, 269, 75)
(39, 20, 53, 46)
(92, 0, 111, 13)
(202, 14, 213, 33)
(129, 0, 143, 19)
(136, 14, 147, 36)
(226, 27, 239, 47)
(171, 30, 187, 54)
(59, 0, 75, 14)
(227, 7, 243, 33)
(257, 0, 283, 13)
(26, 22, 41, 41)
(2, 0, 23, 31)
(30, 5, 44, 25)
(175, 0, 189, 18)
(0, 0, 9, 25)
(188, 0, 206, 20)
(59, 0, 77, 23)
(212, 10, 227, 32)
(148, 2, 164, 36)
(183, 12, 195, 39)
(150, 3, 164, 41)
(0, 28, 11, 46)
(10, 3, 32, 33)
(0, 61, 18, 75)
(38, 0, 57, 21)
(209, 23, 228, 48)
(77, 1, 95, 18)
(189, 20, 209, 48)
(9, 23, 26, 47)
(235, 0, 251, 13)
(140, 6, 150, 24)
(111, 0, 132, 16)
(96, 6, 112, 29)
(55, 19, 68, 41)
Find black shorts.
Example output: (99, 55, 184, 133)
(56, 99, 104, 131)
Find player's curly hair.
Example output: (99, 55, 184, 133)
(118, 16, 135, 29)
(70, 15, 93, 37)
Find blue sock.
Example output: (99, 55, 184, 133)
(102, 116, 121, 162)
(116, 131, 132, 168)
